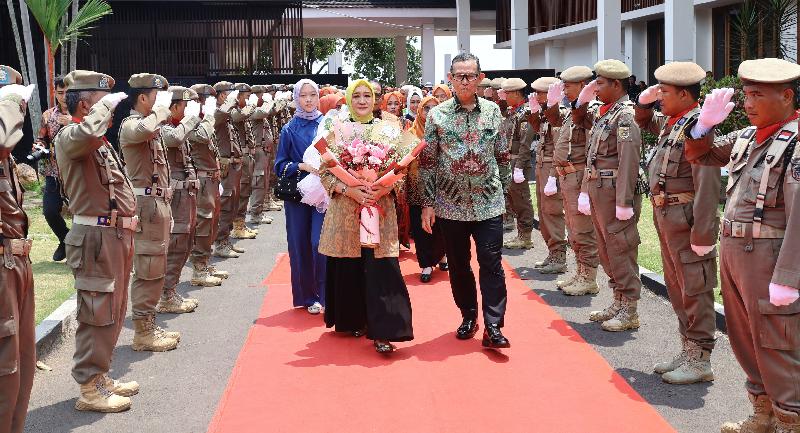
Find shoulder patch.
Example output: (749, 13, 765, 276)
(618, 126, 631, 141)
(740, 127, 756, 139)
(776, 130, 795, 142)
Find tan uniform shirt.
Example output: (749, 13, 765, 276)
(187, 115, 219, 172)
(551, 101, 601, 169)
(119, 107, 171, 190)
(231, 104, 254, 154)
(0, 98, 27, 238)
(581, 95, 642, 207)
(247, 104, 272, 151)
(162, 116, 200, 182)
(214, 109, 238, 159)
(503, 104, 535, 172)
(531, 104, 565, 178)
(55, 100, 136, 217)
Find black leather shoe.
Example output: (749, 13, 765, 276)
(420, 273, 432, 283)
(52, 242, 66, 262)
(482, 324, 510, 348)
(456, 319, 479, 340)
(351, 328, 366, 338)
(438, 262, 449, 272)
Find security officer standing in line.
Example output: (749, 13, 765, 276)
(187, 84, 227, 286)
(212, 81, 244, 258)
(478, 77, 491, 99)
(499, 78, 536, 250)
(54, 70, 137, 412)
(577, 59, 644, 333)
(158, 86, 203, 313)
(263, 85, 283, 212)
(0, 71, 36, 433)
(530, 76, 568, 274)
(548, 66, 601, 296)
(118, 73, 180, 351)
(634, 62, 720, 385)
(230, 83, 259, 240)
(245, 85, 276, 225)
(685, 58, 800, 433)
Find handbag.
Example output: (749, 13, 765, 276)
(274, 162, 304, 202)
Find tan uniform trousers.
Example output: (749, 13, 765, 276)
(131, 196, 171, 320)
(264, 151, 278, 207)
(535, 162, 567, 254)
(192, 177, 221, 264)
(237, 154, 255, 220)
(165, 187, 197, 290)
(507, 172, 535, 234)
(588, 179, 642, 300)
(721, 236, 800, 412)
(0, 254, 34, 433)
(653, 202, 717, 351)
(560, 170, 599, 268)
(66, 224, 133, 384)
(217, 163, 243, 243)
(248, 148, 269, 217)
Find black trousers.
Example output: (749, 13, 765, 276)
(42, 176, 68, 243)
(438, 215, 507, 326)
(409, 205, 446, 268)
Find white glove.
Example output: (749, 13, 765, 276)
(154, 91, 172, 108)
(247, 94, 259, 106)
(547, 81, 565, 108)
(0, 84, 35, 102)
(99, 92, 129, 110)
(769, 283, 799, 306)
(696, 88, 735, 134)
(615, 206, 634, 221)
(578, 192, 591, 215)
(202, 98, 217, 116)
(498, 89, 507, 101)
(483, 88, 493, 98)
(262, 93, 273, 103)
(513, 167, 525, 184)
(223, 90, 240, 108)
(528, 94, 541, 114)
(577, 80, 598, 107)
(638, 85, 660, 106)
(184, 100, 201, 118)
(690, 244, 715, 256)
(543, 176, 558, 196)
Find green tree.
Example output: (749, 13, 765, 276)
(734, 0, 797, 63)
(303, 38, 337, 74)
(342, 37, 422, 85)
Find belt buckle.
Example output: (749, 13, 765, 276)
(732, 222, 745, 238)
(96, 215, 112, 226)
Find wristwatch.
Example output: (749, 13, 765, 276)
(339, 184, 347, 195)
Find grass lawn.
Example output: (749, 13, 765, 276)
(528, 183, 724, 304)
(22, 184, 75, 324)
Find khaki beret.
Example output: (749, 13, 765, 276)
(234, 83, 251, 92)
(531, 76, 559, 92)
(490, 77, 506, 90)
(190, 84, 215, 97)
(128, 73, 168, 90)
(168, 86, 196, 101)
(213, 81, 235, 93)
(594, 59, 631, 80)
(479, 78, 491, 87)
(738, 58, 800, 84)
(654, 62, 706, 86)
(560, 66, 593, 83)
(266, 85, 276, 91)
(64, 70, 115, 91)
(251, 85, 266, 93)
(0, 65, 23, 86)
(501, 77, 527, 92)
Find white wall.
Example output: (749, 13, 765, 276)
(529, 32, 596, 72)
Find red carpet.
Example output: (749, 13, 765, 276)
(208, 251, 676, 433)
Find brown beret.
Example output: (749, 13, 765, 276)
(251, 85, 266, 93)
(654, 62, 706, 86)
(531, 76, 559, 92)
(128, 73, 168, 90)
(594, 59, 631, 80)
(0, 65, 23, 86)
(64, 69, 115, 91)
(560, 66, 593, 83)
(213, 81, 235, 93)
(233, 83, 251, 92)
(168, 86, 197, 101)
(738, 58, 800, 84)
(190, 84, 215, 97)
(501, 78, 527, 92)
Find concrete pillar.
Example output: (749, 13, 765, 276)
(394, 35, 409, 86)
(444, 54, 452, 83)
(328, 52, 343, 74)
(422, 24, 436, 84)
(624, 22, 647, 84)
(665, 0, 695, 62)
(544, 40, 564, 71)
(695, 8, 713, 71)
(456, 0, 471, 53)
(511, 0, 529, 69)
(597, 0, 622, 60)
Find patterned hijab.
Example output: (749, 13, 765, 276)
(345, 79, 376, 124)
(411, 95, 439, 139)
(293, 79, 322, 121)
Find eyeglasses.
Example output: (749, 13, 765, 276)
(452, 74, 480, 83)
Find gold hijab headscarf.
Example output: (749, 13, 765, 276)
(346, 79, 376, 124)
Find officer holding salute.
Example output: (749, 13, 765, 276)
(685, 57, 800, 433)
(634, 62, 720, 385)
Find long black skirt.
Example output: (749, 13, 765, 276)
(324, 249, 414, 342)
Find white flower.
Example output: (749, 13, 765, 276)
(382, 125, 400, 139)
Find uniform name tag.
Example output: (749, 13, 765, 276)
(776, 130, 794, 142)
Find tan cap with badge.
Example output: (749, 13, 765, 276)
(213, 81, 235, 93)
(531, 76, 559, 92)
(738, 58, 800, 84)
(479, 78, 491, 88)
(64, 70, 115, 91)
(594, 59, 632, 80)
(128, 73, 169, 90)
(191, 84, 216, 97)
(169, 86, 197, 101)
(654, 62, 706, 86)
(251, 85, 266, 93)
(501, 78, 527, 92)
(0, 65, 23, 87)
(233, 83, 251, 92)
(560, 66, 593, 83)
(490, 77, 506, 90)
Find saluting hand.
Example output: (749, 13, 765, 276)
(547, 81, 565, 108)
(184, 100, 202, 118)
(99, 92, 129, 111)
(0, 83, 36, 102)
(637, 85, 660, 106)
(528, 94, 541, 114)
(577, 80, 598, 107)
(202, 98, 217, 116)
(154, 91, 172, 109)
(697, 88, 735, 132)
(247, 94, 259, 106)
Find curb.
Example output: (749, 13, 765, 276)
(34, 294, 77, 359)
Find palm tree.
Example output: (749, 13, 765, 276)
(24, 0, 112, 106)
(6, 0, 42, 130)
